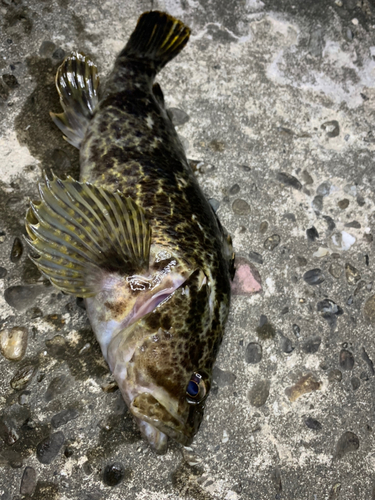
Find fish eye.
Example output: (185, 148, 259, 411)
(186, 373, 206, 404)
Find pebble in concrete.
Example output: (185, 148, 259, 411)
(20, 466, 36, 496)
(36, 432, 65, 464)
(335, 431, 359, 459)
(0, 327, 28, 361)
(285, 373, 321, 402)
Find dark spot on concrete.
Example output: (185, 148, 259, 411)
(102, 462, 131, 486)
(14, 57, 79, 179)
(276, 172, 302, 190)
(32, 481, 59, 500)
(305, 416, 322, 430)
(256, 321, 276, 340)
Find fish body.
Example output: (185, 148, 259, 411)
(26, 11, 234, 453)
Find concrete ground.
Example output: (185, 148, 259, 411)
(1, 0, 375, 498)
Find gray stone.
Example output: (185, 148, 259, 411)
(278, 332, 294, 354)
(302, 170, 313, 185)
(302, 336, 321, 354)
(328, 369, 342, 383)
(259, 221, 268, 234)
(39, 40, 56, 57)
(337, 199, 349, 209)
(305, 417, 322, 430)
(36, 432, 65, 464)
(339, 349, 354, 370)
(247, 380, 270, 407)
(276, 172, 302, 190)
(10, 237, 23, 263)
(212, 366, 236, 387)
(103, 463, 130, 486)
(4, 286, 44, 311)
(306, 226, 319, 241)
(316, 181, 331, 196)
(263, 234, 280, 251)
(329, 262, 342, 279)
(312, 195, 323, 211)
(345, 263, 361, 285)
(321, 120, 340, 138)
(323, 215, 336, 232)
(303, 268, 325, 285)
(51, 408, 80, 429)
(232, 199, 250, 215)
(208, 198, 220, 212)
(245, 343, 262, 364)
(248, 251, 263, 264)
(45, 375, 70, 402)
(361, 347, 374, 375)
(344, 220, 361, 228)
(167, 107, 190, 126)
(229, 183, 240, 195)
(351, 377, 360, 391)
(10, 363, 36, 390)
(335, 431, 359, 459)
(20, 466, 37, 495)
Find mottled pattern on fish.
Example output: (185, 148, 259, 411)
(26, 11, 234, 452)
(79, 52, 232, 400)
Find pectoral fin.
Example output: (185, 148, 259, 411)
(50, 52, 99, 148)
(25, 173, 151, 297)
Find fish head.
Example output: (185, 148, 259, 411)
(105, 268, 221, 453)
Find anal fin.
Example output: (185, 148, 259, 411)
(50, 52, 99, 149)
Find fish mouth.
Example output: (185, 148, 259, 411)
(130, 392, 199, 451)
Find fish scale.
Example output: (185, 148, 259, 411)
(26, 10, 234, 453)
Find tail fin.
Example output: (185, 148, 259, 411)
(120, 11, 190, 72)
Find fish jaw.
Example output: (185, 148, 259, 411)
(130, 393, 197, 448)
(136, 419, 168, 454)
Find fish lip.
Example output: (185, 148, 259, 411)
(136, 418, 169, 454)
(130, 393, 195, 446)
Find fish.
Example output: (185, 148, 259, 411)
(25, 11, 237, 454)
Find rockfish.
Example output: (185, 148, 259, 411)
(25, 11, 235, 453)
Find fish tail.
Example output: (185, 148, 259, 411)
(120, 11, 190, 73)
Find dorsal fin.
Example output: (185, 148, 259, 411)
(50, 52, 99, 149)
(25, 173, 151, 297)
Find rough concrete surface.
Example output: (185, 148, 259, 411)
(1, 0, 375, 498)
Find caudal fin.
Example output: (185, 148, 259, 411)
(120, 11, 190, 72)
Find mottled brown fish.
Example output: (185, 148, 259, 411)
(25, 11, 236, 453)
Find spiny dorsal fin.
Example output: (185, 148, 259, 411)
(50, 52, 99, 149)
(25, 173, 151, 297)
(120, 11, 190, 73)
